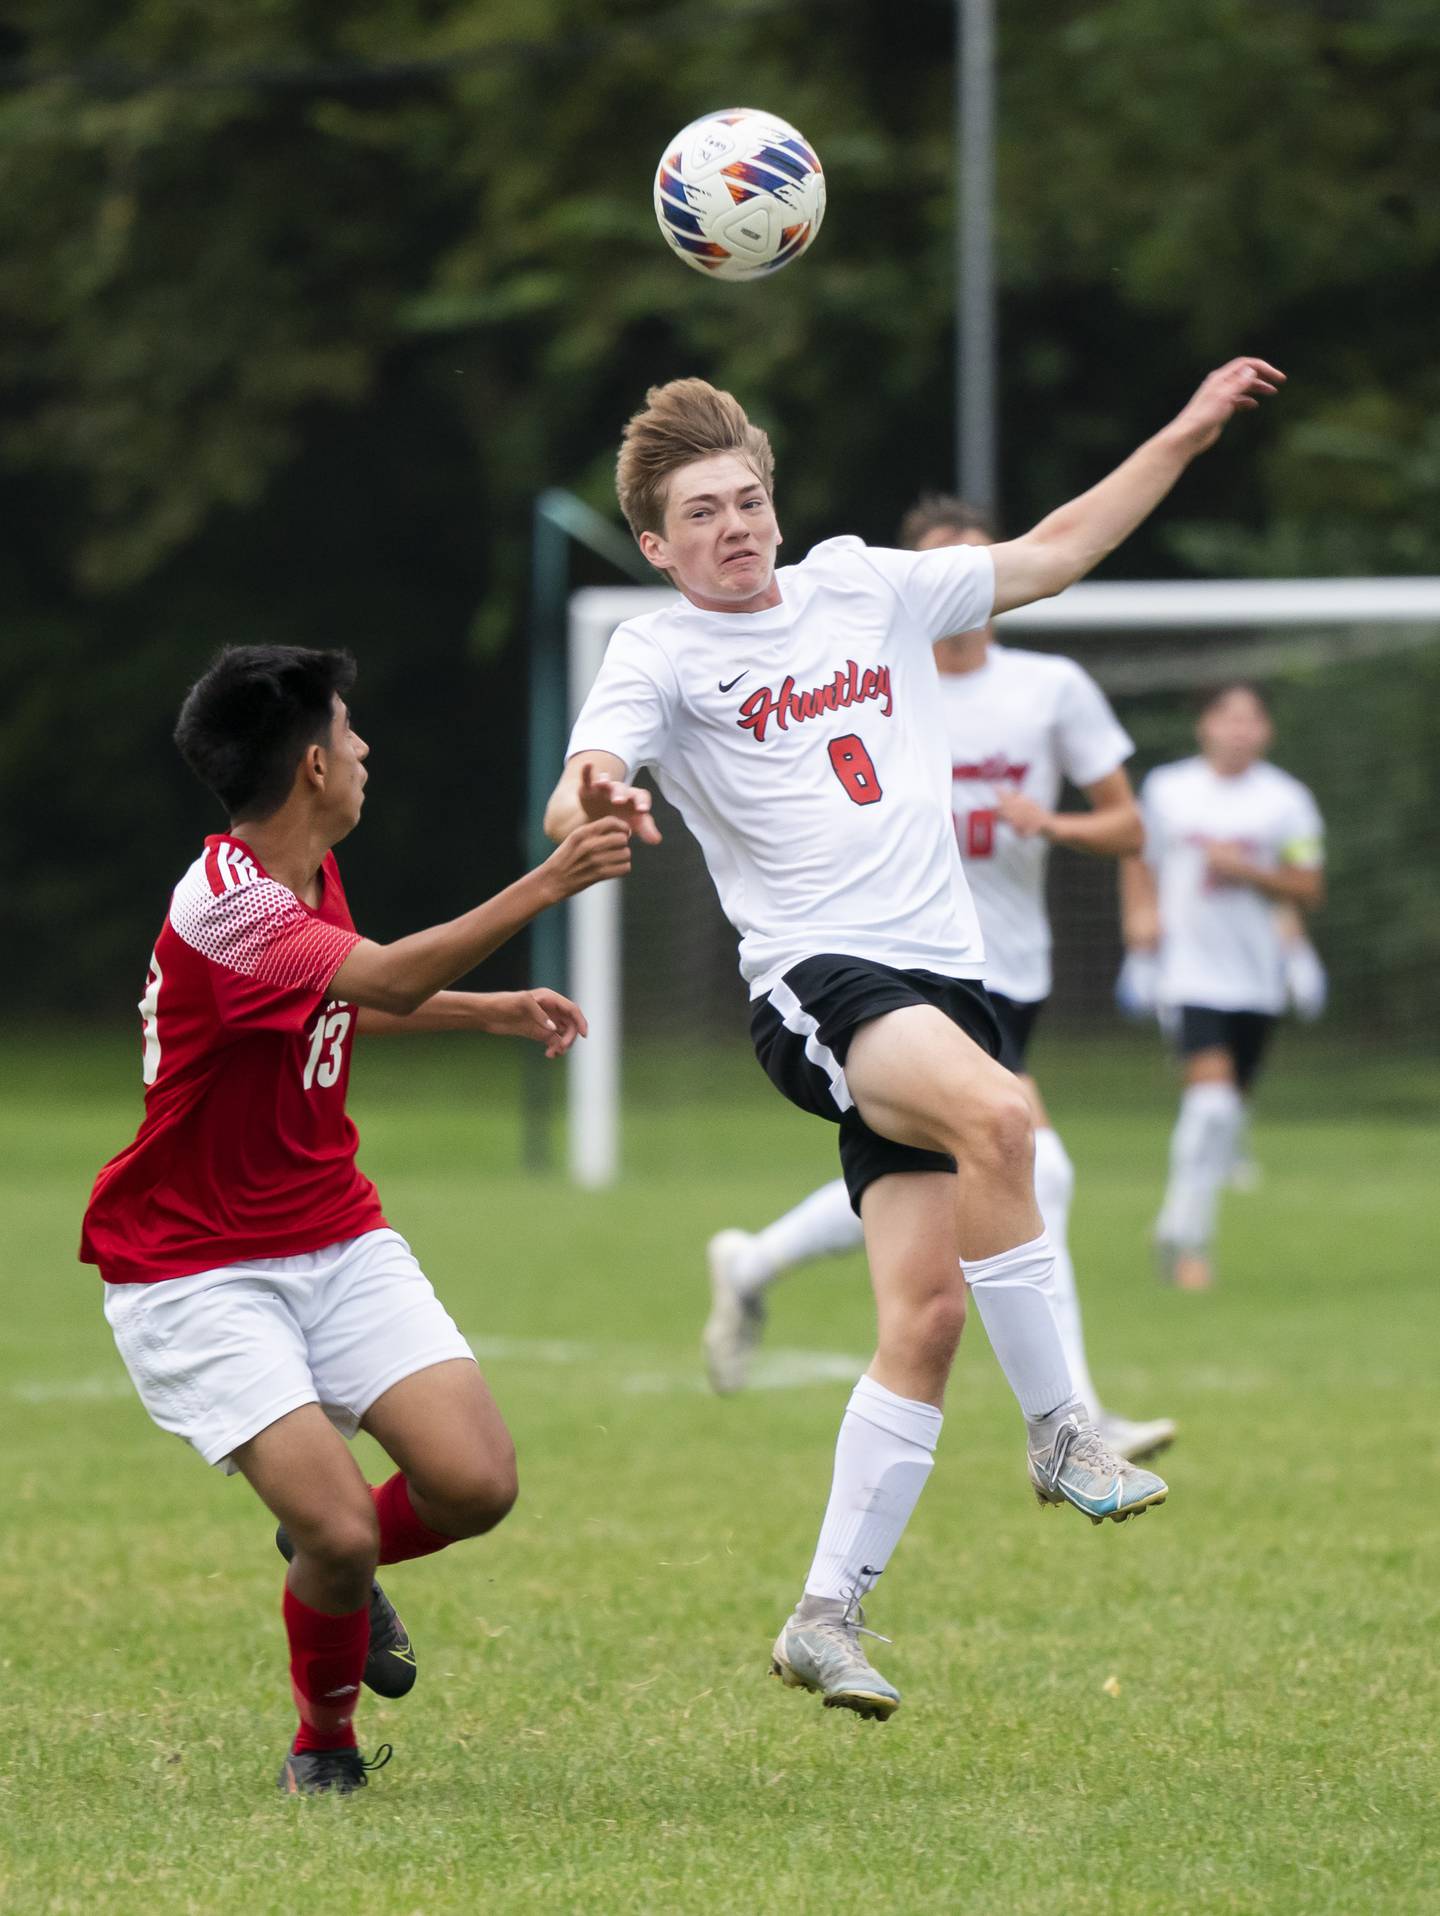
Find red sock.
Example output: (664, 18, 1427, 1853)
(371, 1471, 455, 1565)
(284, 1586, 370, 1754)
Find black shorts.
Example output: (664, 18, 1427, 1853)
(988, 992, 1045, 1074)
(749, 953, 1002, 1215)
(1177, 1005, 1277, 1093)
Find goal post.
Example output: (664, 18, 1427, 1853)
(565, 588, 679, 1187)
(563, 575, 1440, 1187)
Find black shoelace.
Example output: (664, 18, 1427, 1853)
(299, 1742, 393, 1786)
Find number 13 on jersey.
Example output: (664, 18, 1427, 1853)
(303, 1002, 353, 1090)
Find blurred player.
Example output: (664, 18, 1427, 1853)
(703, 494, 1176, 1465)
(82, 645, 628, 1795)
(546, 361, 1281, 1719)
(1120, 682, 1325, 1289)
(1118, 898, 1328, 1192)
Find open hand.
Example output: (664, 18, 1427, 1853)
(580, 760, 663, 845)
(1171, 357, 1285, 455)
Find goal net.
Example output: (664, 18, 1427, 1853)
(563, 578, 1440, 1185)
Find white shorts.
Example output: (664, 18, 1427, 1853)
(104, 1228, 475, 1473)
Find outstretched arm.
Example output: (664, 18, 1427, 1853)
(356, 987, 588, 1058)
(544, 751, 664, 845)
(990, 359, 1285, 615)
(331, 821, 631, 1016)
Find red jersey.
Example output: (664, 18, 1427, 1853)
(81, 835, 386, 1284)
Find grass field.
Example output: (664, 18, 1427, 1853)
(3, 1026, 1438, 1915)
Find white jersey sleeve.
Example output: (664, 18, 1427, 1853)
(852, 540, 996, 644)
(1053, 660, 1134, 789)
(566, 627, 680, 777)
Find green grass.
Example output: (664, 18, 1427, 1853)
(2, 1026, 1438, 1915)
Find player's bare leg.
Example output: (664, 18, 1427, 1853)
(859, 1172, 967, 1403)
(845, 1006, 1167, 1523)
(1155, 1048, 1242, 1290)
(234, 1406, 389, 1795)
(361, 1357, 519, 1543)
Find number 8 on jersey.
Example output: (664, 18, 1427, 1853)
(828, 733, 883, 805)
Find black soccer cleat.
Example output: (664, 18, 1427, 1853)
(275, 1524, 418, 1699)
(278, 1742, 393, 1797)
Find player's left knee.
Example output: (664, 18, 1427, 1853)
(883, 1279, 967, 1374)
(425, 1448, 519, 1538)
(916, 1284, 967, 1362)
(952, 1083, 1035, 1185)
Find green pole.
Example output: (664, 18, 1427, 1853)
(521, 499, 572, 1174)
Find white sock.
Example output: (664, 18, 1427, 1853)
(802, 1374, 942, 1603)
(964, 1231, 1079, 1425)
(1231, 1103, 1254, 1174)
(1157, 1082, 1245, 1250)
(1033, 1126, 1101, 1420)
(733, 1179, 863, 1295)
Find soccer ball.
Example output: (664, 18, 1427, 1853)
(654, 109, 826, 281)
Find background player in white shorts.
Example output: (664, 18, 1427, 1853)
(703, 493, 1176, 1466)
(545, 362, 1282, 1719)
(1121, 682, 1325, 1290)
(82, 644, 629, 1795)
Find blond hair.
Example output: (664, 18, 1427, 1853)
(615, 378, 775, 540)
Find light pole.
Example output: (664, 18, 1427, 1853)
(955, 0, 997, 511)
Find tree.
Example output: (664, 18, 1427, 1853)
(2, 0, 1436, 1017)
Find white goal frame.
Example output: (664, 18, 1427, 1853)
(564, 575, 1440, 1187)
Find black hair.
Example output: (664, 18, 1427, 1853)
(898, 492, 1001, 549)
(1195, 678, 1269, 720)
(174, 645, 357, 820)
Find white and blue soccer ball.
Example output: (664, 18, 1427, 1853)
(654, 109, 826, 281)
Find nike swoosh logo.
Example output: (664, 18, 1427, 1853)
(719, 672, 749, 694)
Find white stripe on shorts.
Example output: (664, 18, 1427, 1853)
(767, 977, 854, 1114)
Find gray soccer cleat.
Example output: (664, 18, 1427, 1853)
(702, 1230, 768, 1395)
(1095, 1411, 1178, 1465)
(1028, 1414, 1169, 1525)
(770, 1600, 900, 1721)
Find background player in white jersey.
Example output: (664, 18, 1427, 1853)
(545, 363, 1282, 1719)
(1121, 683, 1325, 1290)
(703, 494, 1176, 1466)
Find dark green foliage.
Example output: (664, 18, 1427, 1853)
(2, 0, 1437, 1014)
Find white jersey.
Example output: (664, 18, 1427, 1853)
(567, 535, 995, 996)
(1141, 756, 1324, 1013)
(938, 645, 1133, 1004)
